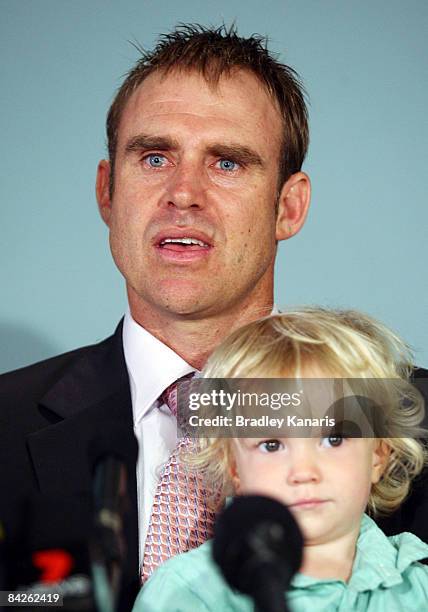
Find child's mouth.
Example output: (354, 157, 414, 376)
(289, 499, 328, 510)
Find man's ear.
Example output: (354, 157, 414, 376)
(371, 440, 391, 484)
(96, 159, 112, 226)
(275, 171, 311, 241)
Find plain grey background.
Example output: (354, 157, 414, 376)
(1, 0, 427, 373)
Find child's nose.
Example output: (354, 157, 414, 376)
(286, 446, 321, 485)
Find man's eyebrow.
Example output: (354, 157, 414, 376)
(124, 134, 264, 168)
(124, 134, 179, 154)
(206, 144, 264, 168)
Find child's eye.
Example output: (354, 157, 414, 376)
(258, 439, 284, 453)
(321, 434, 344, 448)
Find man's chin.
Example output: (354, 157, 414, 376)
(158, 296, 218, 319)
(135, 288, 219, 320)
(129, 278, 248, 321)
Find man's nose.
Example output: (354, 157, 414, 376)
(163, 160, 206, 211)
(286, 445, 321, 485)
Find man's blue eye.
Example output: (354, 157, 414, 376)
(147, 154, 166, 167)
(219, 159, 237, 171)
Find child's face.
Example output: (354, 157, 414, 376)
(231, 435, 388, 546)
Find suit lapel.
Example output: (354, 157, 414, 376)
(37, 320, 129, 420)
(27, 320, 133, 490)
(27, 382, 134, 495)
(26, 321, 139, 579)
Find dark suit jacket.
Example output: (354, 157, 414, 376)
(0, 320, 427, 602)
(0, 320, 139, 609)
(376, 367, 428, 541)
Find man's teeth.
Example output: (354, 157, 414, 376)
(161, 237, 208, 247)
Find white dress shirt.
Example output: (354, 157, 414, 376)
(122, 311, 195, 570)
(122, 305, 278, 570)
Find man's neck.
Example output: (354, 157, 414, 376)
(128, 294, 274, 370)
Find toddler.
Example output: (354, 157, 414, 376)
(135, 308, 428, 611)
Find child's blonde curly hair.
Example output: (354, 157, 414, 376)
(188, 308, 427, 516)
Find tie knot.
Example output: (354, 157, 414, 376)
(161, 373, 194, 417)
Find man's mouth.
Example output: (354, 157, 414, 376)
(158, 237, 210, 251)
(153, 231, 213, 262)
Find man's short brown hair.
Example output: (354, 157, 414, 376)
(106, 23, 309, 196)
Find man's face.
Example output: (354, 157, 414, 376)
(232, 435, 386, 547)
(97, 69, 301, 320)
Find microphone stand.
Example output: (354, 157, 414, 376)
(254, 568, 289, 612)
(90, 459, 127, 612)
(253, 566, 289, 612)
(247, 529, 290, 612)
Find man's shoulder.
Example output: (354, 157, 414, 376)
(0, 324, 122, 403)
(1, 345, 90, 390)
(413, 366, 428, 382)
(412, 366, 428, 398)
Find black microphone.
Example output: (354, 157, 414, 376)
(1, 428, 138, 612)
(88, 426, 138, 612)
(213, 495, 303, 612)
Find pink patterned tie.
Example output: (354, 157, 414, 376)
(141, 375, 219, 582)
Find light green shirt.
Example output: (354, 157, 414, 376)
(134, 515, 428, 611)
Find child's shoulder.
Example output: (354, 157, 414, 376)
(387, 527, 428, 598)
(353, 515, 428, 594)
(153, 539, 216, 579)
(389, 530, 428, 571)
(142, 539, 217, 590)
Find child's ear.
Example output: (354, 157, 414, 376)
(371, 440, 390, 484)
(229, 460, 241, 494)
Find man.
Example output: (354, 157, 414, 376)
(0, 23, 426, 606)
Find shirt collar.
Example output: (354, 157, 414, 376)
(123, 310, 195, 423)
(350, 514, 428, 591)
(122, 305, 280, 423)
(291, 514, 428, 592)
